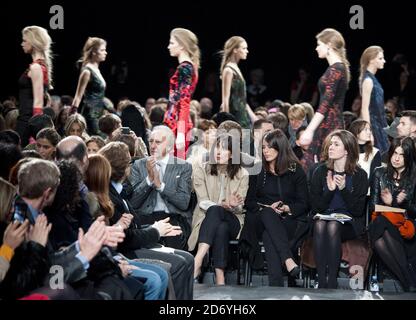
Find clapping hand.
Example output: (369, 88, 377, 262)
(228, 192, 244, 208)
(29, 214, 52, 247)
(397, 190, 407, 204)
(146, 156, 156, 182)
(78, 216, 106, 262)
(381, 188, 393, 206)
(326, 171, 336, 191)
(334, 174, 346, 190)
(116, 213, 134, 230)
(104, 225, 126, 248)
(3, 220, 30, 250)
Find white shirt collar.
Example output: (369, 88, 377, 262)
(111, 181, 123, 194)
(157, 154, 170, 167)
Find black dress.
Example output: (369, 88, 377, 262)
(16, 59, 49, 146)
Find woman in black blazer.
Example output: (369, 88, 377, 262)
(243, 129, 309, 286)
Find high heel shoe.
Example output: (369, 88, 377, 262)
(289, 266, 300, 278)
(194, 271, 204, 284)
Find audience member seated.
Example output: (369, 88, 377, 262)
(64, 114, 89, 141)
(128, 126, 193, 251)
(310, 130, 368, 289)
(242, 129, 308, 286)
(189, 134, 249, 285)
(35, 128, 61, 161)
(99, 141, 194, 300)
(368, 137, 416, 292)
(348, 120, 382, 186)
(98, 113, 122, 141)
(0, 130, 21, 147)
(4, 159, 124, 299)
(186, 119, 217, 167)
(397, 110, 416, 139)
(287, 104, 308, 148)
(0, 142, 23, 180)
(86, 136, 106, 155)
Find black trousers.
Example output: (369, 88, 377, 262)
(198, 205, 241, 269)
(134, 248, 194, 300)
(139, 212, 191, 251)
(255, 207, 295, 286)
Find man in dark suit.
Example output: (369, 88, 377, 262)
(100, 141, 194, 300)
(128, 125, 193, 250)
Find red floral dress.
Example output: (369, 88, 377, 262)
(301, 62, 347, 173)
(164, 61, 198, 159)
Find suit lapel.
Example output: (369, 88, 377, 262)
(163, 156, 175, 186)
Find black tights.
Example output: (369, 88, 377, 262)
(374, 230, 415, 290)
(313, 220, 343, 288)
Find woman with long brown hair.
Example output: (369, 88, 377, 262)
(84, 154, 114, 223)
(310, 130, 368, 288)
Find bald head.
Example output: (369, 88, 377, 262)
(56, 136, 88, 172)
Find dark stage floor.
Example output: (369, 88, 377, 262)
(194, 283, 416, 300)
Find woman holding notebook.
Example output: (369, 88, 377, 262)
(368, 137, 416, 292)
(243, 129, 309, 286)
(309, 130, 368, 289)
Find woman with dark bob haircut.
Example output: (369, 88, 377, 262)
(190, 133, 249, 285)
(242, 129, 309, 286)
(310, 129, 368, 289)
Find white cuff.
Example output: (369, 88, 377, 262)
(146, 176, 153, 187)
(156, 182, 165, 192)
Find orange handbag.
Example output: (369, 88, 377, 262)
(372, 211, 415, 240)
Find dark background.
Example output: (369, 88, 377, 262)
(1, 0, 415, 109)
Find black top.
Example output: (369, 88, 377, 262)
(109, 183, 160, 258)
(370, 166, 416, 219)
(18, 59, 49, 118)
(310, 163, 369, 235)
(245, 163, 309, 219)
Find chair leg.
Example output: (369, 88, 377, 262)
(244, 260, 252, 286)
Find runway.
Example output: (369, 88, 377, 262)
(194, 283, 416, 300)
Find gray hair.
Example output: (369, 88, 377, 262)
(152, 125, 175, 152)
(18, 159, 60, 199)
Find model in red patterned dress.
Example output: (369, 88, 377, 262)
(17, 26, 53, 147)
(299, 28, 350, 173)
(164, 28, 200, 159)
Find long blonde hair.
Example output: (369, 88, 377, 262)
(316, 28, 350, 84)
(220, 36, 246, 74)
(22, 26, 53, 88)
(171, 28, 200, 69)
(359, 46, 383, 89)
(78, 37, 107, 67)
